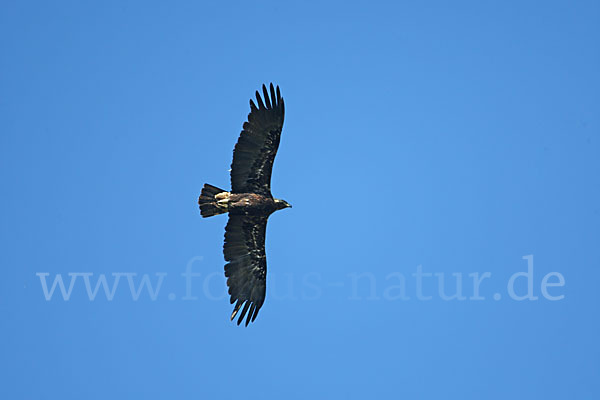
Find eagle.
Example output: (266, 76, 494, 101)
(198, 83, 291, 326)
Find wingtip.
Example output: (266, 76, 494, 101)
(269, 83, 276, 108)
(262, 85, 271, 109)
(255, 90, 265, 109)
(237, 302, 251, 325)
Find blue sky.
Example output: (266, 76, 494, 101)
(1, 1, 599, 398)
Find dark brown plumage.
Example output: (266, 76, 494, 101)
(198, 83, 291, 326)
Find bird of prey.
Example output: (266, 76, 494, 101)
(198, 83, 291, 326)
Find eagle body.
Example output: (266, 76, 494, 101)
(209, 191, 288, 216)
(197, 83, 290, 326)
(228, 193, 279, 215)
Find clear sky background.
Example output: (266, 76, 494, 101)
(1, 1, 599, 399)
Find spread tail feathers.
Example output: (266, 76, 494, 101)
(198, 184, 227, 218)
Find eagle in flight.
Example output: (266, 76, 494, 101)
(198, 83, 291, 326)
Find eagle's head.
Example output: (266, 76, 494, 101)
(274, 198, 292, 210)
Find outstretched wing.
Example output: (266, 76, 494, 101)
(230, 83, 285, 197)
(223, 215, 268, 326)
